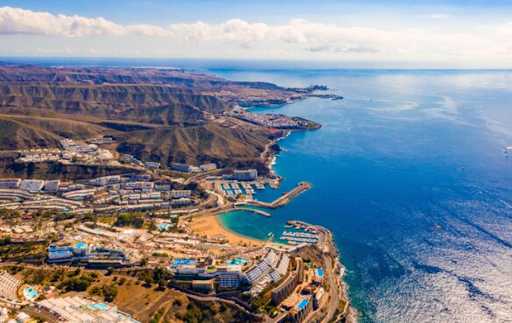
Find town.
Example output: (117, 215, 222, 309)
(0, 159, 348, 323)
(232, 112, 321, 130)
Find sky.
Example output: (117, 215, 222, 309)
(1, 0, 512, 68)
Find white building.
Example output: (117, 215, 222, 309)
(19, 180, 45, 193)
(171, 163, 192, 172)
(15, 313, 29, 323)
(121, 182, 154, 190)
(0, 270, 21, 302)
(63, 189, 96, 200)
(0, 179, 21, 189)
(200, 163, 217, 172)
(44, 180, 60, 192)
(35, 296, 140, 323)
(217, 274, 243, 288)
(234, 169, 258, 181)
(171, 198, 191, 206)
(144, 162, 161, 169)
(171, 190, 191, 199)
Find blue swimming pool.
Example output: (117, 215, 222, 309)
(74, 242, 87, 248)
(158, 224, 168, 230)
(297, 299, 309, 310)
(50, 250, 70, 254)
(96, 303, 109, 310)
(23, 287, 38, 300)
(227, 258, 248, 266)
(316, 268, 324, 277)
(172, 258, 196, 266)
(87, 304, 98, 311)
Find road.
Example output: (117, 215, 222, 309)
(321, 254, 340, 323)
(183, 169, 223, 184)
(21, 307, 59, 323)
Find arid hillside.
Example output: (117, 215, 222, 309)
(0, 64, 292, 172)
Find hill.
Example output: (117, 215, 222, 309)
(0, 64, 310, 175)
(0, 84, 228, 125)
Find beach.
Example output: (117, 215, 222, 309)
(188, 213, 267, 247)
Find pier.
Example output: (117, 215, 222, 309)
(234, 206, 271, 217)
(248, 181, 312, 209)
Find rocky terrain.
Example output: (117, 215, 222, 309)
(0, 64, 322, 176)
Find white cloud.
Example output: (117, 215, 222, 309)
(308, 44, 379, 53)
(1, 6, 512, 65)
(423, 14, 452, 19)
(0, 6, 166, 37)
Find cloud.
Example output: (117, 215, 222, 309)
(0, 6, 512, 64)
(0, 6, 166, 37)
(423, 14, 452, 19)
(307, 44, 379, 53)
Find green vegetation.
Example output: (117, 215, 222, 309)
(0, 236, 11, 246)
(175, 301, 221, 323)
(115, 213, 145, 228)
(89, 283, 119, 302)
(0, 240, 48, 260)
(59, 273, 97, 292)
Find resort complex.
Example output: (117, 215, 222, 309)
(0, 159, 348, 322)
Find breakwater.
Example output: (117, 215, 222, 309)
(247, 181, 312, 209)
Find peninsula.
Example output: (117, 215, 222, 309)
(0, 63, 351, 323)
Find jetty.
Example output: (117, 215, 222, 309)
(234, 206, 271, 217)
(248, 181, 312, 209)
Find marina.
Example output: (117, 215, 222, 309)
(279, 230, 319, 244)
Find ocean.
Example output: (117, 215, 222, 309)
(212, 69, 512, 323)
(4, 58, 512, 322)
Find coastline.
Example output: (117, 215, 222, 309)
(249, 102, 355, 322)
(188, 212, 267, 247)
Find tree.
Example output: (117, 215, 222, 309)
(158, 278, 167, 291)
(115, 213, 144, 228)
(144, 276, 154, 287)
(102, 284, 118, 302)
(140, 258, 148, 266)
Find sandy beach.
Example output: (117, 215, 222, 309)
(188, 213, 266, 247)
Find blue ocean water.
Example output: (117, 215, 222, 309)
(3, 57, 512, 322)
(213, 69, 512, 323)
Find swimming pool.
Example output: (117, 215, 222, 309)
(87, 304, 98, 311)
(74, 242, 87, 248)
(50, 250, 70, 254)
(297, 298, 309, 310)
(96, 303, 109, 310)
(158, 224, 169, 230)
(316, 268, 324, 277)
(23, 287, 38, 300)
(172, 258, 196, 266)
(227, 258, 248, 266)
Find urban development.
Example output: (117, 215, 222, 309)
(0, 65, 349, 323)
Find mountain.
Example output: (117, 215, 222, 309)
(0, 84, 228, 125)
(0, 65, 283, 91)
(0, 65, 294, 175)
(116, 123, 274, 168)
